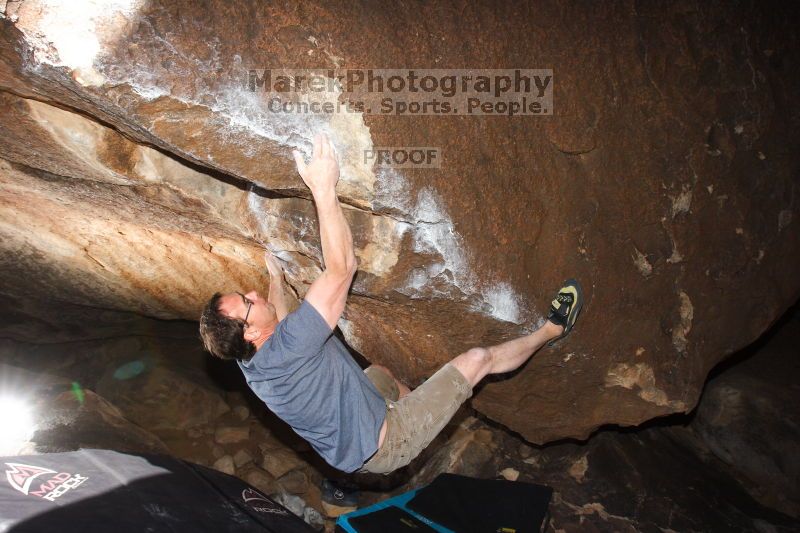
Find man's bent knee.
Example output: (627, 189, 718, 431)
(360, 363, 472, 474)
(368, 364, 390, 376)
(450, 347, 492, 388)
(366, 364, 409, 399)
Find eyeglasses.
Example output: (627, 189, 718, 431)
(238, 293, 253, 328)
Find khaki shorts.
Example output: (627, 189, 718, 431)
(360, 363, 472, 474)
(364, 365, 401, 402)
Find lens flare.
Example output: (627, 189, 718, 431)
(71, 382, 85, 405)
(0, 396, 35, 454)
(113, 360, 146, 380)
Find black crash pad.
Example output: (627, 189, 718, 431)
(0, 448, 315, 532)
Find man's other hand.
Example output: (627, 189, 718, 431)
(293, 133, 340, 195)
(264, 250, 283, 279)
(265, 249, 290, 321)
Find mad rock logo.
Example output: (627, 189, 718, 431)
(241, 488, 288, 516)
(5, 462, 88, 501)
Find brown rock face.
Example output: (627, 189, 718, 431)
(1, 1, 799, 443)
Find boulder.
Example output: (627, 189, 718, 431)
(33, 388, 169, 455)
(688, 314, 800, 517)
(214, 425, 250, 444)
(499, 467, 520, 481)
(278, 469, 310, 495)
(241, 466, 281, 497)
(233, 448, 254, 468)
(212, 454, 235, 476)
(408, 416, 498, 487)
(455, 414, 800, 532)
(262, 448, 306, 479)
(272, 493, 324, 530)
(211, 444, 225, 459)
(1, 0, 799, 443)
(233, 405, 250, 421)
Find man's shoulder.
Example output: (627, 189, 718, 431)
(287, 300, 330, 330)
(271, 300, 334, 357)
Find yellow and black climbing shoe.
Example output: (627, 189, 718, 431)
(546, 279, 583, 347)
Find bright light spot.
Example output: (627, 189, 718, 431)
(0, 396, 35, 454)
(14, 0, 139, 71)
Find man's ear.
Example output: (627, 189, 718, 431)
(243, 327, 259, 342)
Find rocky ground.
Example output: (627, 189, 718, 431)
(0, 300, 798, 531)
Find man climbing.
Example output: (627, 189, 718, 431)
(199, 133, 583, 475)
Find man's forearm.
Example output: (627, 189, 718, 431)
(294, 134, 356, 328)
(312, 187, 356, 276)
(268, 274, 289, 321)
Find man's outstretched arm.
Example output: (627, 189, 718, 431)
(265, 250, 289, 321)
(293, 133, 357, 329)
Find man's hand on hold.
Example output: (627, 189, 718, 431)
(264, 249, 283, 279)
(293, 133, 340, 195)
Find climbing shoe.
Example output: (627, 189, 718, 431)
(546, 279, 584, 346)
(321, 478, 359, 517)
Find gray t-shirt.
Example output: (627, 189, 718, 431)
(237, 300, 386, 473)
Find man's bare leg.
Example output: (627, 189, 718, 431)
(450, 321, 563, 388)
(361, 282, 583, 474)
